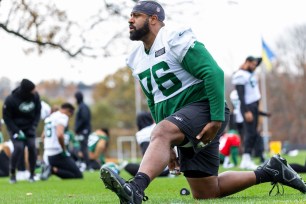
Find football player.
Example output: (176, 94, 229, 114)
(100, 1, 306, 203)
(87, 128, 109, 170)
(41, 103, 83, 180)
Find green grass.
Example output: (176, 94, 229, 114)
(1, 152, 306, 204)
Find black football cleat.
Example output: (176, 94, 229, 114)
(258, 154, 306, 194)
(100, 166, 148, 204)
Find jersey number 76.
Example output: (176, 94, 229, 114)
(137, 61, 182, 98)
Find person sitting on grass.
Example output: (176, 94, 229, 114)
(41, 103, 83, 180)
(289, 160, 306, 173)
(87, 128, 109, 170)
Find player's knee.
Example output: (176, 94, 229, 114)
(150, 120, 182, 144)
(150, 129, 165, 142)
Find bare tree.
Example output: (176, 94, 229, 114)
(267, 24, 306, 144)
(0, 0, 137, 58)
(0, 0, 198, 58)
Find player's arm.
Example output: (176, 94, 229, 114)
(56, 124, 66, 152)
(69, 130, 80, 148)
(235, 85, 248, 113)
(259, 110, 271, 117)
(168, 147, 180, 175)
(181, 41, 225, 122)
(236, 85, 254, 122)
(75, 108, 85, 133)
(180, 41, 224, 144)
(92, 139, 107, 160)
(2, 98, 20, 134)
(33, 94, 42, 127)
(41, 129, 45, 145)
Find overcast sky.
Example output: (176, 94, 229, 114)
(0, 0, 305, 85)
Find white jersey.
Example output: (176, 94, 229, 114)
(231, 69, 261, 104)
(43, 111, 69, 156)
(230, 90, 243, 123)
(135, 124, 156, 145)
(127, 26, 202, 104)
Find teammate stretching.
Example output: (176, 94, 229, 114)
(42, 103, 83, 180)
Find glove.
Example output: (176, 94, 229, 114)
(75, 134, 84, 142)
(61, 150, 71, 157)
(13, 130, 26, 140)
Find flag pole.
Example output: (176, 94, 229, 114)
(260, 63, 270, 153)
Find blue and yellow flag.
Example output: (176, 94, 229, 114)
(262, 38, 276, 71)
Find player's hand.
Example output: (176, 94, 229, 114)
(244, 111, 253, 122)
(13, 130, 26, 140)
(168, 148, 180, 175)
(61, 150, 71, 157)
(196, 121, 222, 145)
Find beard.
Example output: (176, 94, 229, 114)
(247, 66, 254, 73)
(129, 18, 150, 41)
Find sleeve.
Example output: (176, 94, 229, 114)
(2, 97, 20, 134)
(235, 85, 249, 113)
(180, 41, 225, 121)
(74, 105, 90, 133)
(259, 111, 270, 116)
(33, 94, 42, 127)
(69, 131, 80, 148)
(40, 101, 51, 120)
(232, 71, 247, 85)
(55, 114, 69, 127)
(167, 27, 197, 63)
(101, 135, 109, 142)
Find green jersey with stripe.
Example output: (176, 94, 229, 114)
(127, 27, 225, 123)
(88, 133, 108, 164)
(64, 129, 79, 150)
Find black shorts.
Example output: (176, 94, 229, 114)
(166, 101, 229, 177)
(49, 153, 83, 179)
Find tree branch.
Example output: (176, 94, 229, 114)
(0, 23, 96, 58)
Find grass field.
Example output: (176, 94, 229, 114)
(1, 152, 306, 204)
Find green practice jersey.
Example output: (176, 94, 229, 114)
(127, 27, 225, 122)
(88, 133, 108, 164)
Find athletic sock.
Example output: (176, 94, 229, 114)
(10, 168, 16, 175)
(132, 172, 151, 192)
(30, 171, 35, 178)
(254, 168, 272, 184)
